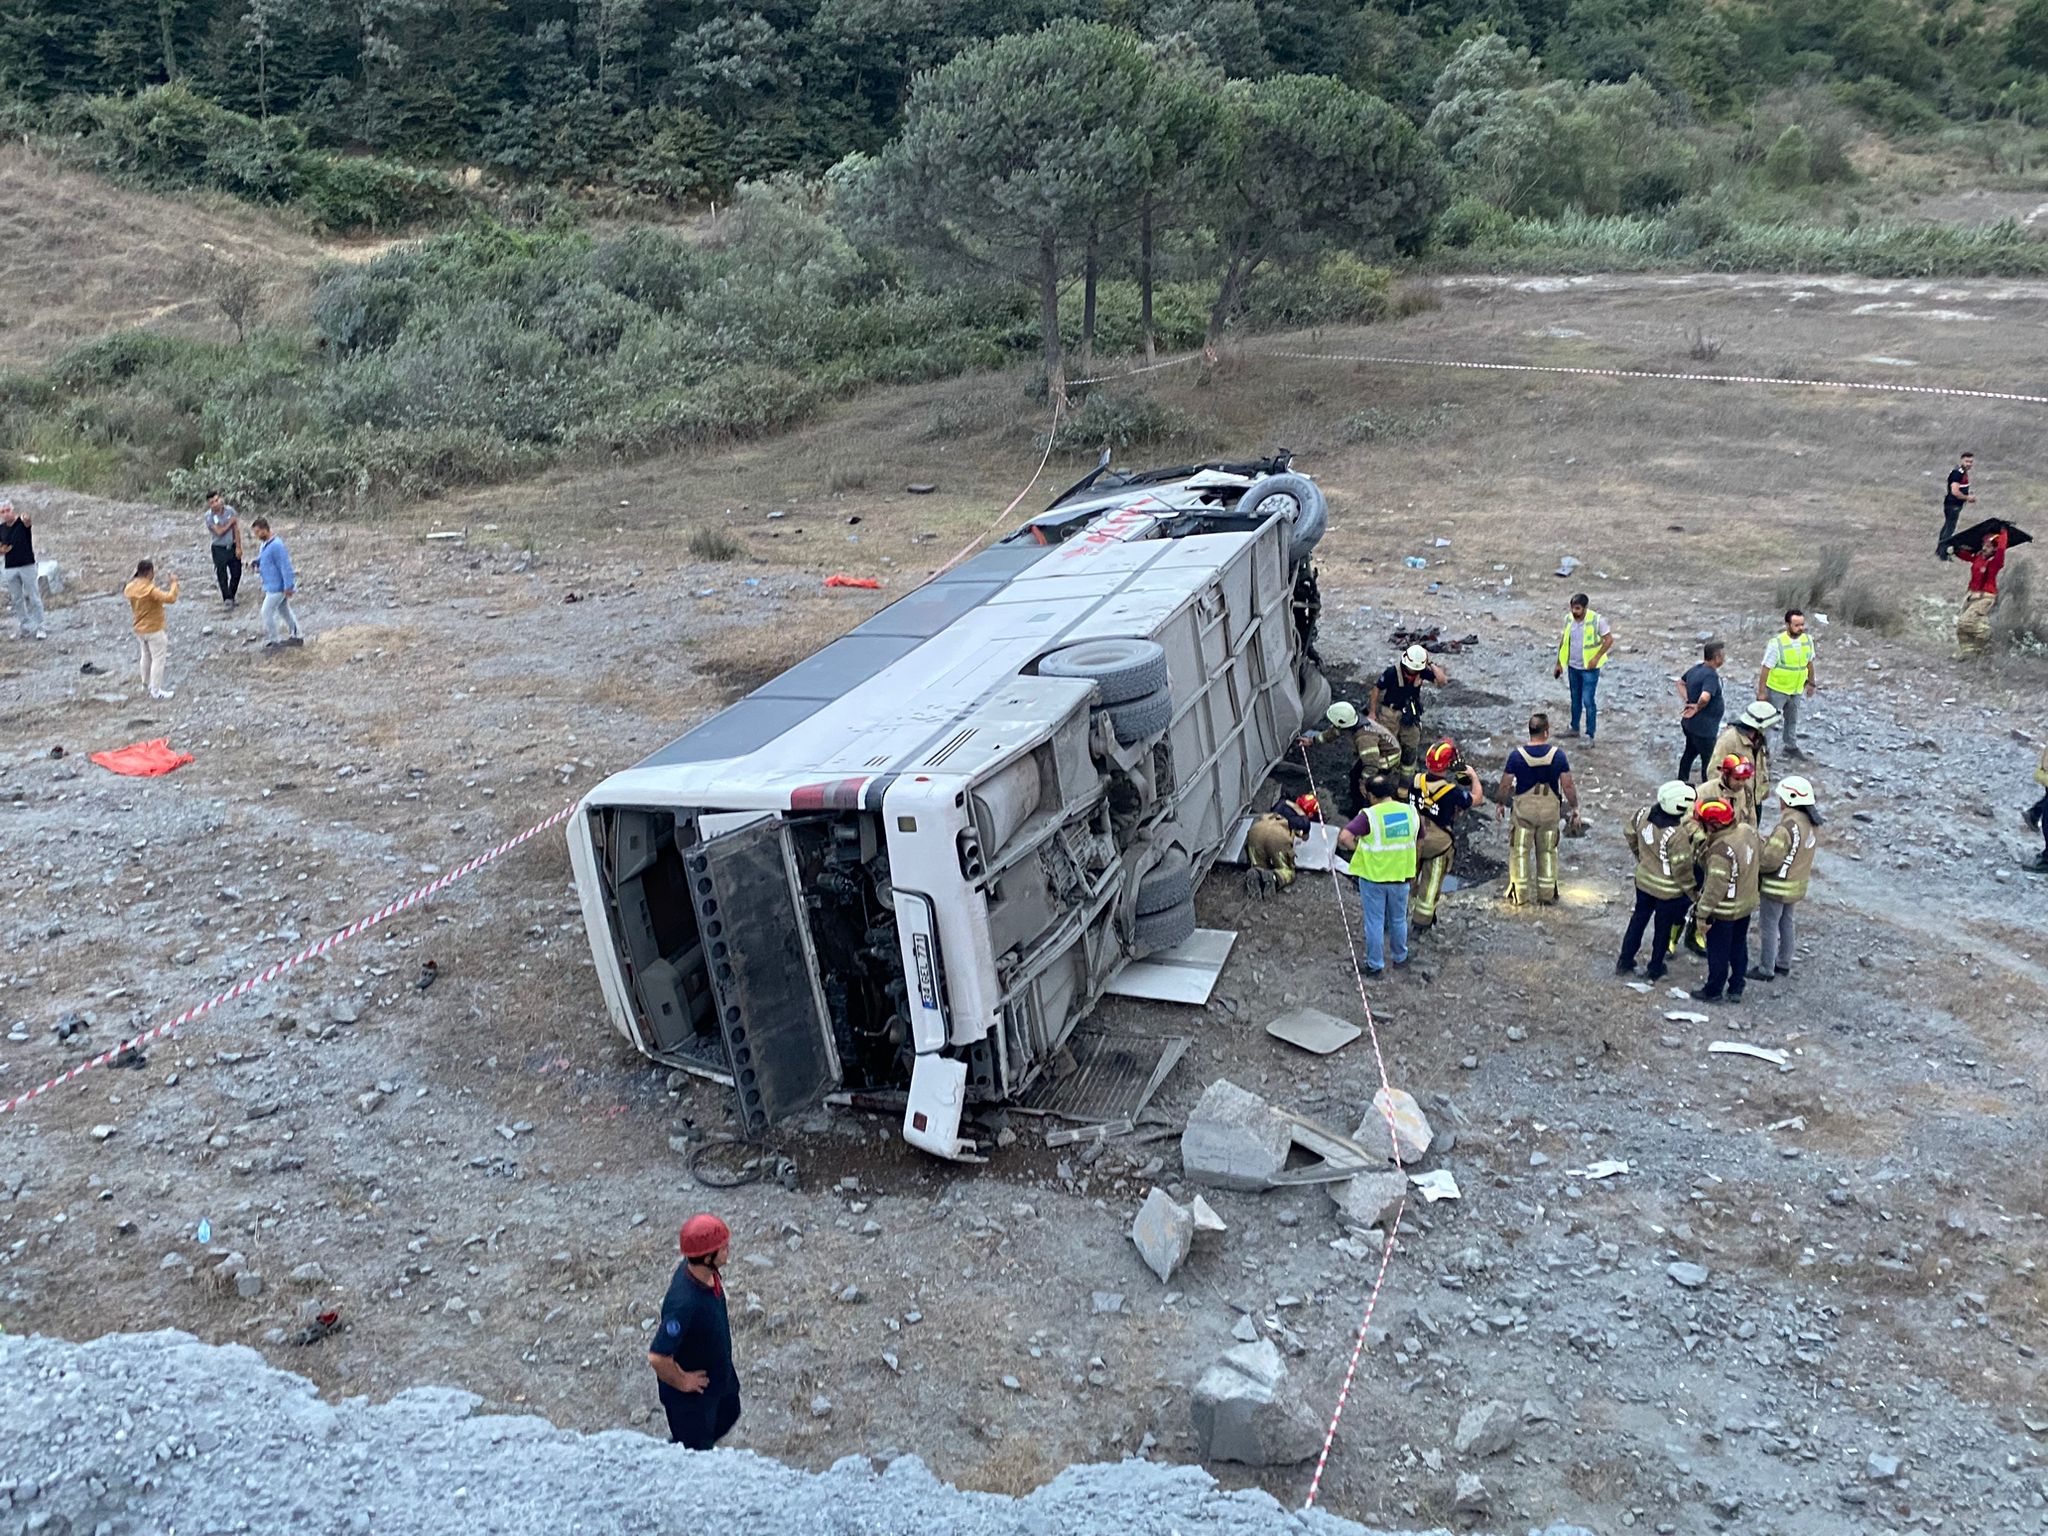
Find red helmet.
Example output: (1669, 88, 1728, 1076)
(1719, 755, 1754, 783)
(1695, 798, 1736, 829)
(1424, 739, 1458, 774)
(1293, 794, 1319, 818)
(679, 1213, 731, 1259)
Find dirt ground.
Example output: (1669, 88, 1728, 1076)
(5, 272, 2048, 1535)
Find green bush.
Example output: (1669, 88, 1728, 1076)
(1040, 391, 1204, 456)
(1838, 76, 1945, 135)
(1245, 253, 1392, 328)
(1433, 195, 1516, 249)
(1762, 125, 1814, 189)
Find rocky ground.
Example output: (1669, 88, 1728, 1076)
(5, 275, 2048, 1535)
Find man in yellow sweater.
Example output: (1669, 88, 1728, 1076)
(124, 558, 179, 700)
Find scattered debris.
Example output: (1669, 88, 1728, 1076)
(824, 574, 882, 589)
(1181, 1081, 1294, 1191)
(1188, 1194, 1227, 1235)
(1666, 1262, 1711, 1290)
(1555, 555, 1580, 576)
(1329, 1171, 1407, 1231)
(1569, 1160, 1630, 1180)
(414, 960, 440, 992)
(906, 483, 937, 495)
(1264, 1006, 1360, 1056)
(1708, 1041, 1791, 1067)
(1455, 1472, 1491, 1513)
(1455, 1399, 1520, 1458)
(1409, 1169, 1461, 1202)
(1389, 626, 1480, 654)
(1190, 1339, 1323, 1466)
(1664, 1010, 1709, 1024)
(1131, 1188, 1195, 1284)
(1360, 1087, 1433, 1165)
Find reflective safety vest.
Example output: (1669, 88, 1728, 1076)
(1346, 801, 1419, 883)
(1760, 809, 1819, 901)
(1559, 612, 1608, 670)
(1764, 631, 1814, 694)
(1626, 806, 1698, 899)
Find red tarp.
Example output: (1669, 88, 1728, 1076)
(90, 738, 194, 777)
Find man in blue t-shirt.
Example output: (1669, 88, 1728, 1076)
(1497, 713, 1579, 906)
(647, 1213, 742, 1450)
(1675, 640, 1725, 783)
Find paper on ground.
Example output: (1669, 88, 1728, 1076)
(1709, 1040, 1791, 1067)
(1409, 1170, 1460, 1202)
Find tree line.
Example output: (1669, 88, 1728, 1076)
(5, 0, 2045, 201)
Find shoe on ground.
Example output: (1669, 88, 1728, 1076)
(1745, 967, 1773, 982)
(1363, 966, 1385, 977)
(147, 688, 162, 699)
(1615, 959, 1637, 975)
(1783, 747, 1806, 761)
(1644, 966, 1667, 981)
(1726, 990, 1745, 1003)
(263, 641, 284, 653)
(32, 629, 47, 640)
(1773, 966, 1790, 977)
(1691, 987, 1721, 1002)
(2027, 855, 2048, 875)
(286, 636, 305, 647)
(2024, 806, 2043, 832)
(158, 687, 174, 699)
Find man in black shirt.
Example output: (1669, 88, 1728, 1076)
(1674, 640, 1725, 783)
(648, 1213, 742, 1450)
(1938, 453, 1974, 561)
(1369, 643, 1447, 773)
(0, 500, 47, 640)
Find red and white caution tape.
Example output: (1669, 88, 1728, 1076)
(0, 801, 579, 1117)
(1066, 347, 1209, 388)
(1295, 745, 1411, 1511)
(1252, 345, 2048, 406)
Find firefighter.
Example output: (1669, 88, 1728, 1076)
(1299, 701, 1402, 813)
(1711, 700, 1778, 819)
(1410, 738, 1483, 929)
(1497, 712, 1580, 906)
(1692, 798, 1762, 1004)
(1616, 780, 1701, 981)
(1750, 775, 1822, 982)
(1369, 644, 1447, 773)
(1247, 793, 1319, 891)
(1708, 752, 1759, 826)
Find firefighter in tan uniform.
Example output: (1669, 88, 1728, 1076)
(1246, 794, 1320, 891)
(1299, 702, 1403, 814)
(1711, 700, 1779, 822)
(1616, 780, 1701, 981)
(1749, 775, 1821, 982)
(1691, 798, 1761, 1003)
(1369, 644, 1447, 774)
(1409, 739, 1484, 929)
(1496, 712, 1580, 906)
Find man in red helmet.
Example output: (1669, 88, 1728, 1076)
(648, 1213, 741, 1449)
(1246, 792, 1320, 891)
(1410, 738, 1482, 929)
(1691, 798, 1760, 1004)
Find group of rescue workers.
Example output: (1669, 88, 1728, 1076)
(1247, 597, 1826, 1003)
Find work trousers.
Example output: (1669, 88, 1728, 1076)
(137, 630, 168, 695)
(1701, 913, 1752, 998)
(1678, 729, 1715, 784)
(1411, 850, 1449, 927)
(1756, 895, 1797, 974)
(1956, 590, 1996, 657)
(2033, 790, 2048, 854)
(1766, 688, 1803, 753)
(262, 590, 301, 642)
(1567, 666, 1601, 739)
(1507, 817, 1559, 906)
(211, 543, 243, 601)
(1375, 708, 1421, 773)
(1937, 506, 1960, 559)
(2, 564, 43, 634)
(1619, 888, 1688, 976)
(1359, 879, 1410, 972)
(1246, 819, 1297, 886)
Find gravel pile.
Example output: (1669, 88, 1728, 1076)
(0, 1330, 1594, 1536)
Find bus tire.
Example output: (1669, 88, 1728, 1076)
(1134, 898, 1197, 955)
(1104, 687, 1173, 745)
(1233, 473, 1328, 567)
(1134, 849, 1193, 914)
(1040, 638, 1169, 705)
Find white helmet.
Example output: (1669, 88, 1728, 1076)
(1656, 780, 1698, 817)
(1402, 644, 1430, 671)
(1740, 700, 1782, 732)
(1778, 775, 1816, 808)
(1326, 701, 1359, 730)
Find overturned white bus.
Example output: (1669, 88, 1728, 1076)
(565, 456, 1333, 1161)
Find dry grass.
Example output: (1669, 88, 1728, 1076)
(686, 526, 746, 561)
(0, 144, 330, 369)
(957, 1437, 1065, 1496)
(1390, 280, 1443, 318)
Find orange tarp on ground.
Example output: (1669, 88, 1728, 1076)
(89, 738, 194, 777)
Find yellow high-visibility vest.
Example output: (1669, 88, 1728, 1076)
(1764, 631, 1814, 694)
(1559, 613, 1607, 670)
(1346, 802, 1419, 882)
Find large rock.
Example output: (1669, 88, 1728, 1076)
(1329, 1172, 1408, 1232)
(1130, 1187, 1194, 1284)
(1190, 1339, 1323, 1466)
(1357, 1088, 1433, 1165)
(1454, 1398, 1518, 1458)
(1181, 1080, 1295, 1191)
